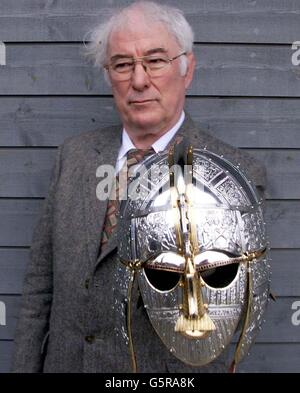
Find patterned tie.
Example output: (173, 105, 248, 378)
(100, 147, 155, 248)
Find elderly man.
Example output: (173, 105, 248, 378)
(12, 1, 266, 373)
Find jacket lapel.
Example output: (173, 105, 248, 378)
(176, 112, 208, 146)
(83, 125, 122, 269)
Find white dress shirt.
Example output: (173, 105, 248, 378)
(115, 111, 185, 173)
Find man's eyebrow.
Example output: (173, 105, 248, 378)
(145, 48, 168, 56)
(110, 54, 132, 62)
(110, 48, 168, 62)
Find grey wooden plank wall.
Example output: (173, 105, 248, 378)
(0, 0, 300, 373)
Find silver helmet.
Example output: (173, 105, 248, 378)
(116, 140, 270, 371)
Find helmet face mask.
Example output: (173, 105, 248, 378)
(116, 142, 270, 370)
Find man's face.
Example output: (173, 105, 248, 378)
(106, 18, 195, 137)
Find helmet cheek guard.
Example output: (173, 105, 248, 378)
(116, 140, 270, 372)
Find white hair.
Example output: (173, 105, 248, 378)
(84, 1, 194, 76)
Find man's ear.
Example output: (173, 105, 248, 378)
(184, 52, 196, 89)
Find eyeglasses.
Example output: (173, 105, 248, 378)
(105, 52, 186, 81)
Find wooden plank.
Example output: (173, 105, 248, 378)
(1, 97, 300, 148)
(191, 44, 300, 97)
(0, 248, 298, 297)
(0, 148, 299, 199)
(0, 44, 106, 95)
(0, 249, 28, 294)
(0, 340, 299, 373)
(0, 149, 56, 197)
(0, 200, 299, 248)
(186, 98, 300, 150)
(0, 340, 13, 373)
(0, 0, 300, 43)
(0, 296, 21, 340)
(0, 295, 299, 342)
(265, 201, 300, 249)
(248, 150, 300, 200)
(238, 343, 300, 372)
(0, 199, 43, 247)
(0, 44, 299, 96)
(258, 298, 300, 343)
(0, 97, 120, 147)
(270, 249, 300, 297)
(0, 43, 103, 96)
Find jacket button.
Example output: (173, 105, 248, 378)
(85, 335, 95, 343)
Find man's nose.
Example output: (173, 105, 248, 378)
(131, 62, 151, 90)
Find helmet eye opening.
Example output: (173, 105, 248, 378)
(143, 268, 181, 292)
(198, 250, 240, 289)
(201, 263, 239, 288)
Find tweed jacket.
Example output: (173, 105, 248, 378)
(11, 114, 266, 373)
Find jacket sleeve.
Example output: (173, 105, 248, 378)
(11, 145, 63, 372)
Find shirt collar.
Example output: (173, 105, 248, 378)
(117, 111, 185, 162)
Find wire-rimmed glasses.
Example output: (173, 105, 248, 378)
(105, 52, 186, 81)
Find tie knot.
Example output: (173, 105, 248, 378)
(126, 147, 155, 169)
(124, 148, 155, 182)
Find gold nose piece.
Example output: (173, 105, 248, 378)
(175, 260, 216, 339)
(175, 313, 216, 339)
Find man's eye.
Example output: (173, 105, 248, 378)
(148, 57, 168, 66)
(114, 61, 133, 71)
